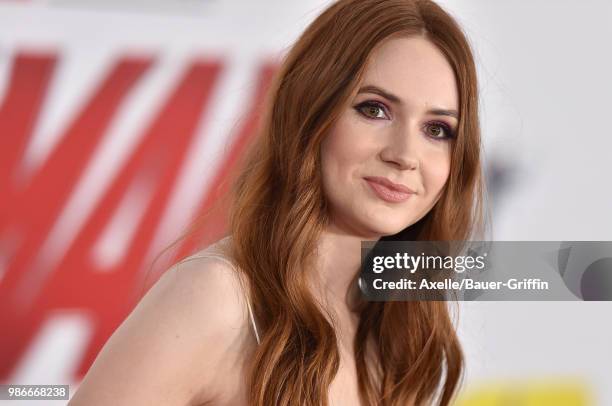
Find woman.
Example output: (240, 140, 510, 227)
(69, 0, 486, 405)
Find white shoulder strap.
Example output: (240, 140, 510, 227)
(244, 290, 261, 345)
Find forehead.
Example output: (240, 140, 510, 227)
(360, 36, 458, 111)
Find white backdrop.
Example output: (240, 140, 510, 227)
(0, 1, 610, 404)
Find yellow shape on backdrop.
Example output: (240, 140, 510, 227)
(455, 378, 593, 406)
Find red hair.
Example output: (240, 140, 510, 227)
(187, 0, 485, 404)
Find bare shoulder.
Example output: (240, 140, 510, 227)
(69, 249, 255, 406)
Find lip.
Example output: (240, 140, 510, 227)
(363, 176, 416, 203)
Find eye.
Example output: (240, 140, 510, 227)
(354, 101, 390, 120)
(424, 121, 456, 140)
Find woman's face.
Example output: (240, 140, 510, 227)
(321, 35, 458, 239)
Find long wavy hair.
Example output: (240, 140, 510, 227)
(218, 0, 485, 404)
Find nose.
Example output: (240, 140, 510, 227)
(379, 124, 420, 170)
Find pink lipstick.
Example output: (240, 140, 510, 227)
(364, 176, 415, 203)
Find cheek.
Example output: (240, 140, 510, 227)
(321, 117, 376, 181)
(424, 146, 452, 195)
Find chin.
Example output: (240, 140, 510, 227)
(361, 219, 410, 238)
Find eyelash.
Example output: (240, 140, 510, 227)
(353, 100, 457, 140)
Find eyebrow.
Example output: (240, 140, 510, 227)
(356, 84, 459, 119)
